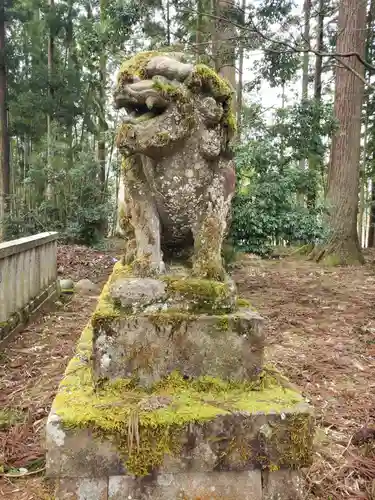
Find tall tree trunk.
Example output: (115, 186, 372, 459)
(98, 0, 108, 236)
(311, 0, 366, 265)
(215, 0, 237, 109)
(196, 0, 203, 63)
(166, 0, 171, 46)
(314, 0, 324, 102)
(45, 0, 54, 201)
(237, 0, 246, 131)
(298, 0, 311, 205)
(358, 110, 369, 246)
(0, 1, 10, 241)
(368, 176, 375, 247)
(301, 0, 311, 103)
(66, 0, 74, 171)
(365, 0, 375, 246)
(98, 0, 107, 190)
(211, 0, 219, 71)
(307, 0, 324, 209)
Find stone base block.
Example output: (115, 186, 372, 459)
(47, 390, 313, 479)
(54, 470, 306, 499)
(93, 308, 264, 386)
(91, 262, 264, 386)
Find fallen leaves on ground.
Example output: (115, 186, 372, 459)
(234, 249, 375, 499)
(57, 243, 119, 282)
(0, 243, 116, 499)
(1, 243, 375, 498)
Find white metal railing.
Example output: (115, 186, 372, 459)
(0, 232, 59, 341)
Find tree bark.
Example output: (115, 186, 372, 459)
(0, 1, 10, 240)
(368, 177, 375, 247)
(307, 0, 324, 209)
(311, 0, 366, 265)
(215, 0, 237, 109)
(298, 0, 311, 205)
(98, 0, 108, 236)
(45, 0, 55, 201)
(196, 0, 203, 62)
(237, 0, 246, 131)
(98, 0, 107, 191)
(166, 0, 171, 46)
(313, 0, 324, 102)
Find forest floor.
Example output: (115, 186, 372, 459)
(1, 244, 375, 499)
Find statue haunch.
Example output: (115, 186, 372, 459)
(114, 51, 236, 280)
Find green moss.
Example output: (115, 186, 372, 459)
(154, 131, 171, 147)
(224, 107, 237, 134)
(53, 262, 311, 477)
(187, 64, 232, 100)
(152, 79, 187, 103)
(54, 320, 307, 477)
(216, 315, 229, 331)
(236, 297, 251, 308)
(321, 253, 342, 266)
(192, 215, 226, 281)
(148, 310, 196, 331)
(130, 254, 158, 278)
(116, 124, 134, 149)
(91, 261, 133, 325)
(91, 280, 120, 325)
(162, 275, 234, 313)
(263, 412, 314, 468)
(117, 51, 159, 83)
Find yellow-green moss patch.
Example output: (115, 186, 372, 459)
(53, 320, 308, 476)
(187, 64, 232, 100)
(162, 275, 234, 313)
(117, 51, 159, 83)
(236, 297, 251, 308)
(152, 79, 187, 103)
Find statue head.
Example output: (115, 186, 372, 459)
(114, 51, 236, 159)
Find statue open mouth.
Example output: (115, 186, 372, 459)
(114, 77, 179, 125)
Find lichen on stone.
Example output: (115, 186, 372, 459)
(53, 317, 309, 477)
(114, 51, 237, 280)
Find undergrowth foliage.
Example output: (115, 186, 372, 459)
(4, 128, 115, 245)
(230, 100, 335, 255)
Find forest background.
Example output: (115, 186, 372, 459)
(0, 0, 372, 265)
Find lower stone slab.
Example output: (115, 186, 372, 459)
(46, 398, 314, 478)
(263, 469, 306, 500)
(55, 477, 108, 500)
(54, 470, 306, 499)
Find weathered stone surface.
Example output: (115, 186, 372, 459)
(93, 308, 264, 385)
(108, 471, 262, 500)
(46, 412, 126, 478)
(114, 51, 236, 280)
(262, 469, 306, 500)
(47, 398, 313, 478)
(55, 478, 108, 500)
(60, 278, 75, 293)
(109, 277, 166, 312)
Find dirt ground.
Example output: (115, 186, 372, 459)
(1, 245, 375, 499)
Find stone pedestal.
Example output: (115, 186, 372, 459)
(46, 262, 314, 499)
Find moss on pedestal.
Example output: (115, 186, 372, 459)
(53, 317, 310, 477)
(162, 275, 235, 313)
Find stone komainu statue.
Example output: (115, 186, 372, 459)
(114, 51, 236, 280)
